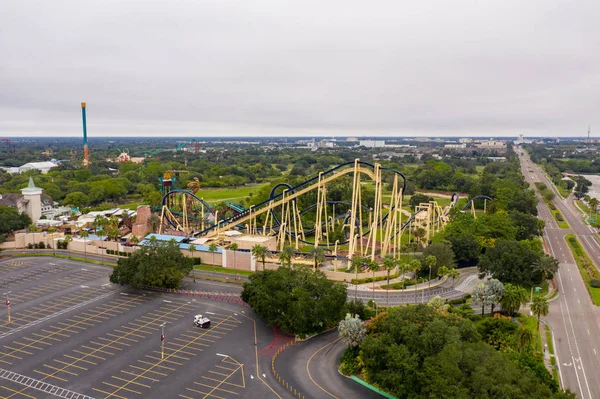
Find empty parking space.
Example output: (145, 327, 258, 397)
(0, 257, 277, 399)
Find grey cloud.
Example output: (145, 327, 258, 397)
(1, 0, 599, 137)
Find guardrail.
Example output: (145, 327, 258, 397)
(271, 338, 305, 399)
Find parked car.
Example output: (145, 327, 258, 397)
(194, 314, 211, 328)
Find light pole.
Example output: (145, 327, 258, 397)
(421, 278, 425, 304)
(160, 322, 166, 359)
(4, 291, 11, 324)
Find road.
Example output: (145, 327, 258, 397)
(519, 150, 600, 399)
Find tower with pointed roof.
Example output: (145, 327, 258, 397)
(21, 177, 43, 222)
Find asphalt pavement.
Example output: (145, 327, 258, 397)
(519, 151, 600, 399)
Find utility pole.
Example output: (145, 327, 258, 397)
(4, 291, 11, 324)
(160, 322, 166, 359)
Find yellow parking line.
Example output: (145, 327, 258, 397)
(33, 370, 67, 382)
(144, 355, 183, 366)
(74, 349, 106, 361)
(81, 345, 114, 356)
(129, 365, 167, 376)
(137, 360, 175, 371)
(101, 381, 142, 395)
(194, 381, 239, 395)
(110, 376, 151, 389)
(43, 364, 78, 376)
(120, 370, 158, 382)
(64, 354, 96, 365)
(1, 385, 37, 399)
(92, 387, 128, 399)
(3, 346, 32, 355)
(54, 359, 87, 370)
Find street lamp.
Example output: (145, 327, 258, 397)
(160, 322, 166, 359)
(4, 291, 11, 324)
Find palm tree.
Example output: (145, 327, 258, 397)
(499, 283, 528, 316)
(533, 255, 559, 283)
(108, 227, 120, 242)
(64, 234, 73, 258)
(309, 246, 325, 271)
(531, 296, 549, 351)
(516, 327, 533, 350)
(80, 230, 89, 261)
(130, 235, 139, 246)
(208, 242, 219, 266)
(279, 245, 294, 268)
(425, 255, 437, 289)
(589, 197, 599, 218)
(413, 227, 426, 245)
(230, 242, 239, 271)
(399, 262, 411, 290)
(47, 227, 56, 256)
(188, 243, 197, 259)
(448, 268, 461, 288)
(367, 259, 380, 302)
(94, 215, 108, 231)
(96, 229, 107, 261)
(382, 255, 397, 306)
(251, 244, 267, 271)
(27, 224, 37, 249)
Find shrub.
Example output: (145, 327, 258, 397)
(548, 203, 556, 210)
(555, 212, 564, 221)
(448, 296, 468, 305)
(37, 242, 46, 249)
(339, 347, 361, 375)
(590, 280, 600, 288)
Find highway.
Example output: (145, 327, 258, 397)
(519, 150, 600, 399)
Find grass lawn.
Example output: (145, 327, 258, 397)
(197, 183, 271, 204)
(565, 234, 600, 306)
(193, 264, 253, 277)
(519, 314, 543, 353)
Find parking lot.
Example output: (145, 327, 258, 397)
(0, 257, 279, 399)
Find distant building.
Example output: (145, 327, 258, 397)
(459, 138, 473, 144)
(359, 140, 386, 148)
(0, 177, 52, 222)
(346, 137, 359, 142)
(474, 140, 507, 150)
(444, 143, 467, 149)
(0, 161, 59, 175)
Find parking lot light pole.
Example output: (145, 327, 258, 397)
(160, 322, 166, 360)
(4, 291, 11, 324)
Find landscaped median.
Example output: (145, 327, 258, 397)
(534, 182, 569, 228)
(565, 234, 600, 305)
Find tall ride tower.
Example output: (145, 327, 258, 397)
(81, 102, 89, 167)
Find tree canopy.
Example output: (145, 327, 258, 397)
(0, 205, 31, 237)
(241, 266, 347, 337)
(352, 305, 574, 399)
(109, 238, 193, 289)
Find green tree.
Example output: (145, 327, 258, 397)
(425, 255, 437, 289)
(251, 244, 267, 271)
(109, 238, 193, 289)
(108, 227, 120, 242)
(499, 283, 528, 316)
(279, 245, 294, 268)
(27, 224, 37, 249)
(0, 205, 30, 237)
(516, 327, 533, 350)
(309, 246, 326, 271)
(80, 230, 89, 261)
(47, 227, 56, 256)
(531, 296, 549, 351)
(64, 234, 73, 258)
(486, 278, 505, 315)
(230, 242, 239, 271)
(448, 268, 460, 288)
(367, 259, 379, 302)
(478, 239, 542, 286)
(96, 229, 107, 261)
(241, 266, 347, 337)
(533, 255, 560, 283)
(188, 243, 196, 259)
(208, 242, 219, 266)
(382, 255, 397, 306)
(437, 265, 449, 279)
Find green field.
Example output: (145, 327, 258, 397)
(195, 183, 271, 204)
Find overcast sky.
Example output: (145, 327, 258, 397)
(1, 1, 598, 138)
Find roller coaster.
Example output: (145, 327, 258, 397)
(158, 159, 491, 260)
